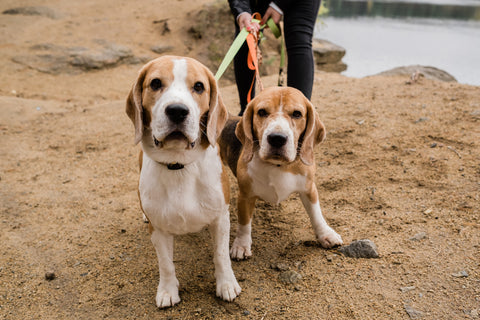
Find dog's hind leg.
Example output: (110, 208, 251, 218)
(230, 194, 256, 260)
(151, 230, 180, 308)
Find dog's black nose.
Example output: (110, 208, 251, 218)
(267, 133, 288, 148)
(165, 104, 189, 124)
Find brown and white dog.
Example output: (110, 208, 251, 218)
(126, 56, 241, 308)
(220, 86, 343, 260)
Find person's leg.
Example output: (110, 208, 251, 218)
(283, 0, 321, 100)
(232, 2, 269, 115)
(233, 25, 255, 115)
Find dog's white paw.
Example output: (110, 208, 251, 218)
(230, 237, 252, 260)
(155, 286, 180, 308)
(216, 279, 241, 302)
(317, 227, 343, 248)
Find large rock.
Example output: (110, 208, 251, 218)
(69, 42, 135, 71)
(12, 41, 149, 74)
(375, 65, 457, 82)
(313, 39, 347, 73)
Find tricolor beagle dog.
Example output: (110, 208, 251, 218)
(219, 87, 343, 260)
(126, 56, 241, 308)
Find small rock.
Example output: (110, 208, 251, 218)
(151, 45, 173, 54)
(405, 304, 423, 319)
(414, 117, 429, 124)
(423, 208, 433, 215)
(400, 286, 416, 293)
(279, 270, 302, 284)
(452, 270, 469, 278)
(339, 239, 379, 258)
(242, 310, 250, 316)
(409, 232, 427, 241)
(45, 271, 56, 281)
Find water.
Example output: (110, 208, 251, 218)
(314, 0, 480, 85)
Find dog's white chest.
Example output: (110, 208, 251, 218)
(139, 147, 227, 235)
(247, 156, 307, 204)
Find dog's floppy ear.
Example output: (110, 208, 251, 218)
(206, 70, 228, 146)
(299, 98, 326, 166)
(235, 102, 255, 162)
(126, 64, 149, 145)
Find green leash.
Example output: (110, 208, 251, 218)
(214, 27, 250, 81)
(214, 18, 284, 83)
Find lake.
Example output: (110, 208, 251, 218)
(314, 0, 480, 85)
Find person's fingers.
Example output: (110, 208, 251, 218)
(271, 10, 282, 24)
(260, 9, 272, 25)
(238, 13, 261, 33)
(261, 7, 282, 26)
(238, 13, 252, 30)
(250, 21, 260, 33)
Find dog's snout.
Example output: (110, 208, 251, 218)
(165, 104, 189, 124)
(267, 133, 288, 148)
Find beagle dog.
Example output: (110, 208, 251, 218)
(219, 86, 343, 260)
(126, 56, 241, 308)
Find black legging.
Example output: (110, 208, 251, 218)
(233, 0, 321, 115)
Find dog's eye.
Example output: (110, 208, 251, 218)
(193, 82, 204, 93)
(150, 78, 162, 91)
(292, 110, 302, 119)
(257, 108, 268, 117)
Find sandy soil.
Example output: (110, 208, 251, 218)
(1, 0, 479, 319)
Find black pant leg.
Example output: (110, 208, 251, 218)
(283, 0, 321, 100)
(233, 39, 255, 114)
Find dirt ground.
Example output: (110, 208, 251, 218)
(1, 0, 479, 319)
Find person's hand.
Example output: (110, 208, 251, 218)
(261, 6, 282, 26)
(238, 13, 260, 34)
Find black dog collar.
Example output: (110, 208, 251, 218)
(165, 162, 185, 170)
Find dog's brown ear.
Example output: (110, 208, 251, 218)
(126, 64, 148, 145)
(206, 70, 228, 146)
(235, 102, 255, 162)
(299, 98, 326, 166)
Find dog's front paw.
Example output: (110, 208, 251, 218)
(155, 286, 180, 308)
(317, 227, 343, 248)
(216, 279, 241, 302)
(230, 237, 252, 260)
